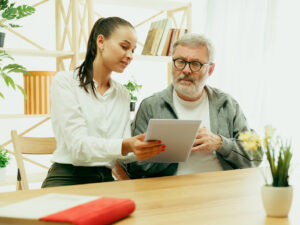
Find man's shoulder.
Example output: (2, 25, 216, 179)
(206, 85, 238, 105)
(207, 85, 229, 97)
(141, 86, 172, 105)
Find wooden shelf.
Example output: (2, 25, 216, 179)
(2, 0, 190, 69)
(0, 114, 50, 119)
(94, 0, 190, 11)
(0, 48, 74, 58)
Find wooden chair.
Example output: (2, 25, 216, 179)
(112, 161, 130, 181)
(11, 130, 56, 190)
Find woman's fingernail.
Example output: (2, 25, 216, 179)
(161, 149, 165, 152)
(158, 141, 162, 144)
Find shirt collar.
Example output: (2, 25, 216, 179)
(93, 78, 116, 97)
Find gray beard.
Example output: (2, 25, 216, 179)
(173, 73, 207, 99)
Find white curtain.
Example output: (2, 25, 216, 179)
(191, 0, 300, 164)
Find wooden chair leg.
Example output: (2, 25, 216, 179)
(16, 169, 22, 190)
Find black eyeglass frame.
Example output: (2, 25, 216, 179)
(172, 58, 210, 72)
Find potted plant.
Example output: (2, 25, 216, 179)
(124, 79, 142, 111)
(239, 125, 293, 217)
(0, 0, 35, 47)
(0, 0, 35, 99)
(0, 145, 10, 181)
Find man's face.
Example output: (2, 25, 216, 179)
(172, 44, 212, 100)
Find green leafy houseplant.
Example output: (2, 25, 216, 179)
(0, 0, 35, 99)
(0, 145, 10, 168)
(0, 50, 30, 99)
(239, 125, 292, 187)
(123, 80, 142, 102)
(0, 0, 35, 28)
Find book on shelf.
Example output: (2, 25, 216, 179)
(0, 193, 136, 225)
(161, 28, 174, 56)
(165, 28, 188, 56)
(142, 18, 188, 56)
(156, 19, 172, 55)
(142, 18, 172, 56)
(142, 28, 161, 55)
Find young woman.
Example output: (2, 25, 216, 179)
(42, 17, 165, 188)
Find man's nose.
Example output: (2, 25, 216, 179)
(182, 63, 192, 74)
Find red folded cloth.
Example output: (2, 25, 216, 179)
(39, 197, 135, 225)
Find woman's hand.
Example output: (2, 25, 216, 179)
(122, 133, 165, 161)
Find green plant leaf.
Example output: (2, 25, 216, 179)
(0, 50, 14, 60)
(0, 0, 9, 11)
(16, 84, 27, 98)
(3, 63, 27, 73)
(16, 5, 35, 19)
(124, 80, 142, 101)
(0, 92, 4, 99)
(0, 147, 10, 167)
(8, 23, 21, 28)
(4, 74, 15, 89)
(2, 6, 17, 20)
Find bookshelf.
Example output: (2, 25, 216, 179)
(1, 0, 192, 128)
(2, 0, 191, 70)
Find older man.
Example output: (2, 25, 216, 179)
(124, 33, 262, 178)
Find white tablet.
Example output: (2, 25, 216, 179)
(144, 119, 201, 162)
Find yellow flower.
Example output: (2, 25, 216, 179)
(238, 131, 252, 142)
(239, 131, 261, 151)
(264, 125, 276, 139)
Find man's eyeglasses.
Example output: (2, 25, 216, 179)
(172, 58, 210, 72)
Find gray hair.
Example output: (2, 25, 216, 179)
(172, 33, 215, 62)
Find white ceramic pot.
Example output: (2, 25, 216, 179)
(261, 185, 293, 217)
(0, 167, 6, 182)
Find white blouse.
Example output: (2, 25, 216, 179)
(50, 71, 135, 168)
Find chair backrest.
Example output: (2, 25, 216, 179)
(112, 161, 130, 181)
(11, 130, 56, 190)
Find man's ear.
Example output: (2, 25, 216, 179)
(208, 63, 215, 76)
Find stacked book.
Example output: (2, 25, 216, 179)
(142, 18, 187, 56)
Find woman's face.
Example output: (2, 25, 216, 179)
(99, 25, 137, 73)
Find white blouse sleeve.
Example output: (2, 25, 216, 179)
(51, 73, 125, 165)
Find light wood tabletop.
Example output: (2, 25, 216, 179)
(0, 168, 298, 225)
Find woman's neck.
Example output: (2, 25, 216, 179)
(93, 54, 111, 95)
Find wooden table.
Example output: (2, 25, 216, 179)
(0, 168, 298, 225)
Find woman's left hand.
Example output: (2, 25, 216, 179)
(122, 133, 165, 161)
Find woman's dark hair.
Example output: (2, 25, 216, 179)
(77, 17, 134, 96)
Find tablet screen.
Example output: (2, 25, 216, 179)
(144, 119, 201, 162)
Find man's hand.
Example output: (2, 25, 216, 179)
(122, 133, 165, 161)
(192, 126, 222, 152)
